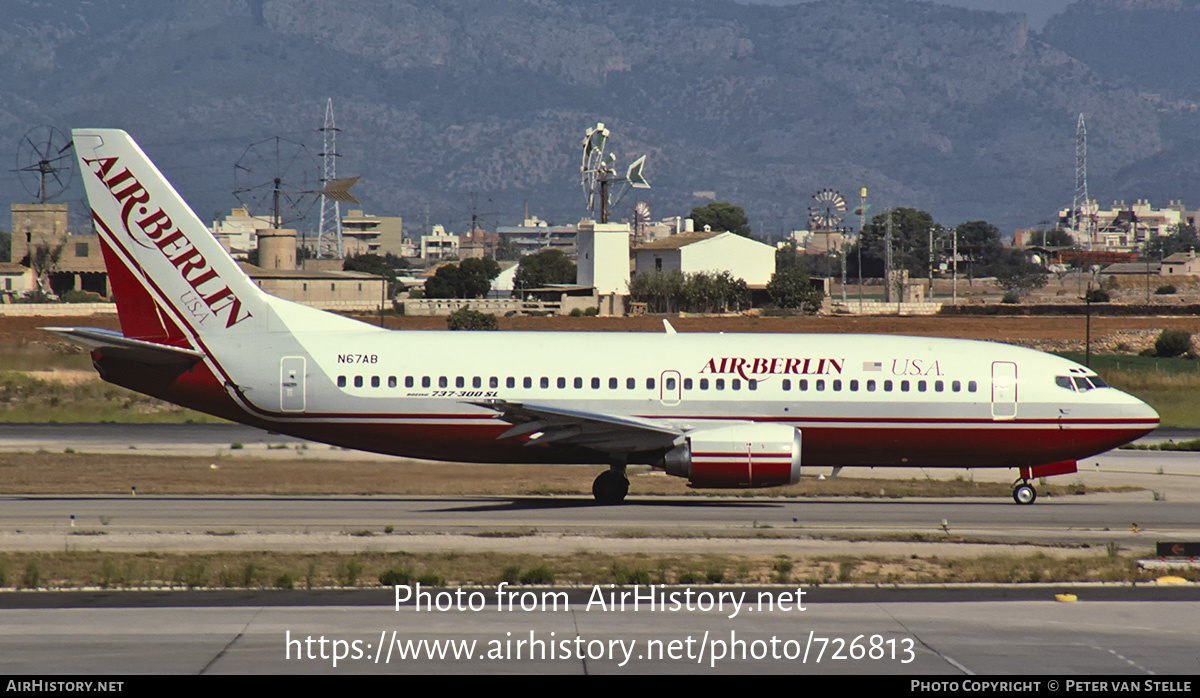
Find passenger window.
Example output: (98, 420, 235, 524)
(850, 379, 858, 391)
(371, 376, 380, 388)
(609, 378, 618, 389)
(749, 379, 757, 391)
(684, 378, 693, 390)
(473, 377, 482, 388)
(626, 377, 635, 390)
(716, 379, 725, 390)
(934, 380, 943, 392)
(354, 376, 363, 388)
(816, 379, 825, 391)
(799, 379, 808, 391)
(523, 377, 532, 389)
(490, 377, 499, 388)
(455, 376, 464, 388)
(952, 380, 961, 392)
(901, 380, 910, 392)
(388, 376, 397, 388)
(405, 376, 414, 388)
(884, 380, 893, 392)
(732, 379, 741, 390)
(574, 377, 583, 389)
(556, 377, 565, 389)
(507, 377, 516, 388)
(917, 380, 926, 392)
(540, 377, 550, 389)
(666, 377, 677, 390)
(592, 377, 600, 389)
(866, 379, 875, 392)
(832, 379, 841, 391)
(647, 378, 655, 390)
(968, 381, 978, 392)
(782, 379, 791, 390)
(337, 376, 346, 387)
(422, 376, 431, 388)
(700, 378, 709, 390)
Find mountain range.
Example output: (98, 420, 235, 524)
(2, 0, 1198, 240)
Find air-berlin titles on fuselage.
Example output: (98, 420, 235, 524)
(700, 357, 945, 381)
(83, 155, 252, 329)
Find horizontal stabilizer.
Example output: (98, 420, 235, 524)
(41, 327, 204, 366)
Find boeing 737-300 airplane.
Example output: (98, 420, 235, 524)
(46, 129, 1160, 505)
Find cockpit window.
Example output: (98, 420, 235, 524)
(1055, 376, 1073, 391)
(1088, 375, 1108, 388)
(1072, 376, 1093, 392)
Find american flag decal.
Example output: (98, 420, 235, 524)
(863, 361, 882, 371)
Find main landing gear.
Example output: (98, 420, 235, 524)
(592, 464, 629, 505)
(1012, 479, 1037, 505)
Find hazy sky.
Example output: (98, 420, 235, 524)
(736, 0, 1077, 31)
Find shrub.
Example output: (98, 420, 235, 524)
(1000, 291, 1020, 304)
(1155, 284, 1177, 295)
(1084, 288, 1110, 303)
(379, 567, 414, 586)
(1154, 329, 1194, 358)
(446, 307, 498, 331)
(519, 566, 555, 585)
(582, 306, 599, 316)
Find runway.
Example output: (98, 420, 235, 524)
(2, 424, 1198, 675)
(2, 590, 1198, 674)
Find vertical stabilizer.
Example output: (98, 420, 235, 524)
(73, 129, 269, 340)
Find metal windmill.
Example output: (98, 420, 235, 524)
(233, 135, 360, 241)
(808, 188, 847, 234)
(580, 122, 650, 223)
(13, 126, 74, 203)
(633, 201, 651, 244)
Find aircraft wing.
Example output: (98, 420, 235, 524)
(467, 399, 684, 455)
(41, 327, 204, 367)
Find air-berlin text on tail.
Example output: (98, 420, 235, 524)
(700, 356, 844, 380)
(83, 155, 252, 329)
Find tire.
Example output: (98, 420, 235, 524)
(592, 470, 629, 504)
(1012, 483, 1037, 505)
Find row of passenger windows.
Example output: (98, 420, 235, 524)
(334, 374, 979, 394)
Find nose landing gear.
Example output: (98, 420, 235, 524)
(1012, 480, 1037, 505)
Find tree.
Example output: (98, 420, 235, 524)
(24, 242, 63, 298)
(514, 249, 575, 291)
(690, 202, 751, 238)
(1027, 227, 1074, 248)
(767, 266, 824, 314)
(989, 248, 1048, 295)
(629, 270, 748, 313)
(857, 208, 943, 277)
(344, 253, 401, 297)
(1146, 224, 1199, 259)
(424, 257, 501, 299)
(0, 230, 10, 263)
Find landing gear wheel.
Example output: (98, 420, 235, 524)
(1012, 482, 1037, 505)
(592, 470, 629, 505)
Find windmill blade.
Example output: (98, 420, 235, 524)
(320, 175, 361, 204)
(626, 155, 650, 189)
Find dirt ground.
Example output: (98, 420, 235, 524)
(5, 313, 1200, 350)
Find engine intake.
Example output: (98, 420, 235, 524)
(662, 423, 801, 488)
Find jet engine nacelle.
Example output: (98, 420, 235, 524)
(662, 423, 801, 488)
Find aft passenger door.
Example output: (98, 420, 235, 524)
(991, 361, 1017, 420)
(280, 356, 306, 413)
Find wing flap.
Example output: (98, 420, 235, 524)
(468, 399, 682, 455)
